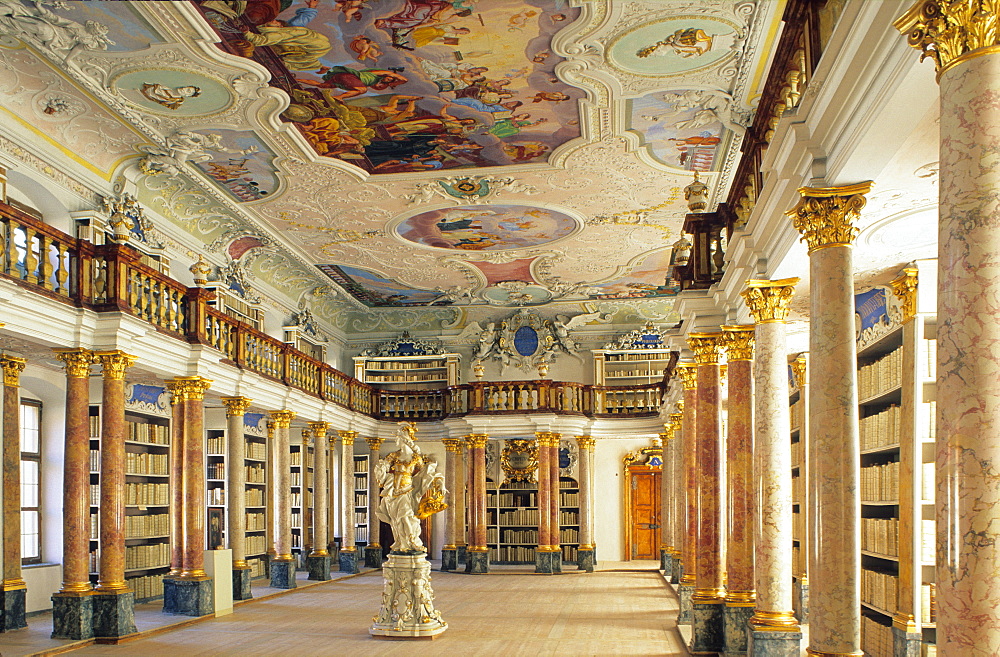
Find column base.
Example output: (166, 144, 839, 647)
(233, 568, 253, 601)
(307, 555, 333, 581)
(270, 559, 298, 588)
(364, 546, 383, 569)
(669, 554, 681, 584)
(678, 583, 694, 623)
(747, 626, 802, 657)
(793, 577, 809, 623)
(92, 590, 136, 639)
(690, 599, 724, 654)
(891, 625, 922, 657)
(534, 548, 558, 574)
(661, 549, 672, 573)
(1, 587, 26, 631)
(577, 548, 595, 572)
(722, 604, 754, 656)
(440, 548, 457, 571)
(162, 577, 214, 617)
(457, 545, 467, 565)
(370, 552, 447, 638)
(338, 549, 360, 574)
(464, 550, 489, 574)
(51, 592, 94, 640)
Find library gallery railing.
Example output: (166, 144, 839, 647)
(0, 201, 664, 421)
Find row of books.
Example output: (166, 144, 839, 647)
(291, 492, 302, 507)
(247, 557, 267, 577)
(290, 472, 302, 487)
(498, 508, 539, 525)
(367, 373, 445, 382)
(861, 568, 898, 612)
(126, 482, 169, 506)
(920, 582, 937, 624)
(125, 451, 169, 476)
(499, 528, 538, 544)
(206, 435, 226, 454)
(790, 399, 802, 433)
(920, 339, 937, 379)
(247, 512, 265, 531)
(354, 511, 367, 525)
(126, 512, 169, 539)
(367, 359, 446, 370)
(560, 527, 579, 543)
(921, 519, 935, 564)
(858, 347, 903, 400)
(246, 440, 266, 461)
(290, 451, 302, 466)
(291, 511, 302, 528)
(559, 492, 579, 506)
(487, 545, 580, 563)
(861, 461, 900, 502)
(605, 368, 665, 378)
(354, 457, 369, 473)
(89, 418, 170, 444)
(354, 474, 367, 489)
(493, 492, 537, 507)
(356, 525, 369, 542)
(207, 487, 225, 505)
(604, 353, 670, 362)
(246, 464, 265, 483)
(559, 510, 579, 524)
(246, 534, 267, 555)
(207, 462, 225, 479)
(125, 542, 170, 571)
(861, 517, 898, 557)
(129, 573, 165, 601)
(861, 615, 892, 657)
(354, 492, 368, 506)
(246, 487, 265, 507)
(860, 405, 901, 450)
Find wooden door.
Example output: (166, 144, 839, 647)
(629, 468, 661, 560)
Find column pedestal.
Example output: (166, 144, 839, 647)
(364, 546, 383, 569)
(690, 600, 724, 654)
(457, 545, 467, 565)
(722, 604, 754, 656)
(577, 547, 595, 572)
(670, 550, 681, 584)
(891, 625, 922, 657)
(270, 558, 297, 588)
(162, 577, 213, 617)
(370, 553, 447, 638)
(232, 567, 252, 601)
(792, 577, 808, 623)
(534, 548, 559, 574)
(1, 587, 26, 631)
(440, 548, 457, 571)
(678, 583, 694, 623)
(51, 592, 93, 640)
(92, 591, 136, 639)
(747, 627, 803, 657)
(307, 555, 332, 581)
(661, 548, 672, 573)
(339, 548, 359, 574)
(465, 549, 488, 574)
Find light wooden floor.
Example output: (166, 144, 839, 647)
(37, 561, 687, 657)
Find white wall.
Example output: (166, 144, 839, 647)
(24, 564, 61, 613)
(593, 437, 653, 563)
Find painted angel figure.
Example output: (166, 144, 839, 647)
(374, 422, 447, 553)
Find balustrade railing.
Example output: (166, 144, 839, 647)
(0, 199, 665, 422)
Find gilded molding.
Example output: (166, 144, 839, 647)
(676, 363, 698, 389)
(894, 0, 1000, 77)
(576, 435, 596, 451)
(792, 355, 808, 388)
(338, 429, 356, 445)
(787, 183, 873, 253)
(742, 278, 800, 323)
(301, 428, 312, 445)
(53, 348, 94, 378)
(166, 376, 212, 401)
(220, 396, 252, 417)
(269, 410, 296, 428)
(687, 332, 723, 364)
(442, 437, 464, 452)
(365, 435, 382, 451)
(465, 433, 489, 448)
(721, 325, 755, 361)
(889, 267, 919, 323)
(750, 609, 801, 631)
(308, 421, 329, 439)
(94, 350, 136, 381)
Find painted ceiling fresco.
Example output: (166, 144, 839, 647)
(395, 204, 578, 251)
(193, 0, 585, 174)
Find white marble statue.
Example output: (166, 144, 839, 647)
(373, 422, 447, 553)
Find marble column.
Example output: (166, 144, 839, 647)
(440, 437, 463, 571)
(92, 351, 137, 638)
(307, 422, 332, 580)
(790, 355, 810, 622)
(465, 434, 489, 574)
(676, 364, 699, 623)
(576, 436, 596, 572)
(668, 411, 684, 585)
(788, 182, 871, 657)
(895, 6, 1000, 654)
(742, 279, 802, 657)
(327, 435, 337, 555)
(686, 333, 725, 653)
(535, 432, 556, 573)
(0, 355, 26, 632)
(221, 397, 253, 600)
(660, 423, 673, 574)
(163, 377, 213, 617)
(549, 433, 562, 573)
(338, 430, 359, 574)
(264, 421, 276, 565)
(269, 410, 296, 588)
(455, 439, 468, 565)
(300, 429, 313, 562)
(364, 435, 383, 568)
(721, 325, 757, 655)
(167, 388, 184, 578)
(51, 349, 95, 639)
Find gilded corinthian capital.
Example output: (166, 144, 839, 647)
(895, 0, 1000, 77)
(54, 348, 94, 378)
(221, 396, 252, 416)
(94, 350, 136, 381)
(687, 332, 723, 364)
(721, 325, 756, 361)
(676, 363, 698, 389)
(1, 354, 25, 386)
(786, 183, 873, 253)
(742, 278, 800, 324)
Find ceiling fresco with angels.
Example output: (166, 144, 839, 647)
(0, 0, 783, 319)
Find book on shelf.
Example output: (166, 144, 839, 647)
(861, 461, 900, 502)
(858, 347, 903, 400)
(861, 517, 899, 556)
(861, 568, 898, 612)
(126, 422, 169, 445)
(207, 488, 225, 505)
(124, 542, 170, 570)
(245, 488, 264, 506)
(860, 405, 901, 450)
(125, 482, 169, 505)
(245, 440, 266, 461)
(206, 435, 226, 454)
(125, 513, 169, 539)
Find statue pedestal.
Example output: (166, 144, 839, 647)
(370, 552, 447, 639)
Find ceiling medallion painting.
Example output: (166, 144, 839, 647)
(111, 68, 234, 116)
(394, 204, 578, 251)
(317, 264, 447, 306)
(607, 16, 742, 77)
(192, 0, 585, 174)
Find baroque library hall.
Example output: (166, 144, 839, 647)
(0, 0, 993, 656)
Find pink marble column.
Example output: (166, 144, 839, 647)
(1, 355, 26, 625)
(167, 387, 185, 576)
(659, 423, 673, 570)
(310, 423, 330, 558)
(676, 363, 699, 619)
(535, 432, 552, 556)
(687, 332, 725, 653)
(742, 280, 802, 654)
(549, 433, 561, 566)
(269, 411, 295, 561)
(180, 378, 211, 579)
(788, 182, 871, 657)
(221, 397, 252, 569)
(721, 326, 756, 632)
(465, 434, 489, 573)
(668, 411, 684, 582)
(894, 7, 1000, 653)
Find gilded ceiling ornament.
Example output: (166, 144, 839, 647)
(721, 325, 755, 361)
(676, 363, 698, 389)
(94, 350, 136, 381)
(404, 175, 538, 206)
(269, 410, 296, 429)
(221, 396, 253, 416)
(786, 183, 873, 253)
(53, 348, 94, 378)
(1, 355, 26, 387)
(889, 267, 919, 323)
(687, 332, 723, 364)
(894, 0, 1000, 77)
(741, 278, 800, 324)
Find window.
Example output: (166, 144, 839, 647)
(20, 400, 41, 564)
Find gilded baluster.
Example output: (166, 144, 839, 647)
(55, 242, 69, 295)
(39, 236, 54, 289)
(23, 227, 38, 284)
